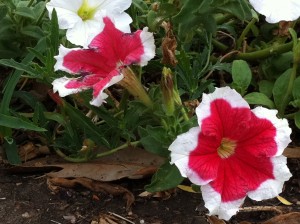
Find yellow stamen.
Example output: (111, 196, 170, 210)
(217, 138, 236, 159)
(77, 0, 98, 21)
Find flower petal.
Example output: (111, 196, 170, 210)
(139, 27, 156, 66)
(252, 107, 292, 156)
(46, 0, 82, 29)
(202, 184, 244, 221)
(112, 12, 133, 33)
(54, 45, 82, 73)
(249, 0, 300, 23)
(247, 156, 292, 201)
(196, 87, 249, 128)
(169, 127, 212, 185)
(90, 72, 124, 106)
(66, 19, 105, 47)
(90, 0, 132, 14)
(89, 17, 155, 66)
(52, 76, 88, 97)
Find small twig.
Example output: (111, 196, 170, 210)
(108, 212, 135, 224)
(239, 206, 284, 214)
(204, 50, 239, 80)
(50, 220, 62, 224)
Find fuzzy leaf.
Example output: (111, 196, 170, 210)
(273, 69, 292, 116)
(231, 60, 252, 94)
(145, 162, 184, 192)
(244, 92, 275, 109)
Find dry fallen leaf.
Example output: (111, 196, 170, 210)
(48, 177, 135, 211)
(277, 196, 293, 205)
(18, 142, 50, 162)
(207, 215, 226, 224)
(261, 212, 300, 224)
(9, 147, 164, 182)
(283, 147, 300, 158)
(177, 185, 198, 193)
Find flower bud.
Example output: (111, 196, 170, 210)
(161, 67, 175, 116)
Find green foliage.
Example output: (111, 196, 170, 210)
(231, 60, 252, 95)
(145, 162, 185, 192)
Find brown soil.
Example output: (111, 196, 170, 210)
(0, 158, 300, 224)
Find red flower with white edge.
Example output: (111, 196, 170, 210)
(52, 16, 155, 106)
(169, 87, 292, 220)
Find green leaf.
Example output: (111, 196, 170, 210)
(145, 162, 184, 192)
(0, 38, 46, 146)
(295, 112, 300, 129)
(138, 126, 171, 157)
(132, 0, 148, 12)
(3, 137, 21, 165)
(63, 103, 110, 147)
(292, 76, 300, 100)
(258, 80, 274, 98)
(231, 60, 252, 94)
(15, 6, 36, 19)
(244, 92, 275, 109)
(273, 68, 293, 116)
(212, 0, 252, 21)
(21, 25, 44, 39)
(0, 59, 40, 78)
(50, 9, 59, 54)
(0, 113, 46, 131)
(0, 4, 8, 20)
(173, 0, 215, 40)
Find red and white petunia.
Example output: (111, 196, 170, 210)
(249, 0, 300, 23)
(169, 87, 292, 220)
(46, 0, 132, 47)
(52, 16, 155, 106)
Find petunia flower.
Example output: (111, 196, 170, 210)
(249, 0, 300, 23)
(169, 87, 292, 220)
(46, 0, 132, 47)
(52, 16, 155, 107)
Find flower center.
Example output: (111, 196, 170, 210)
(217, 138, 236, 159)
(77, 0, 98, 21)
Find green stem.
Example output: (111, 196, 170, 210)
(54, 148, 89, 162)
(210, 41, 295, 63)
(27, 0, 35, 7)
(236, 18, 257, 50)
(236, 41, 293, 61)
(212, 39, 228, 52)
(180, 107, 189, 122)
(214, 13, 234, 25)
(54, 141, 140, 162)
(95, 141, 139, 158)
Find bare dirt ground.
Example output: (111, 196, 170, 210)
(0, 157, 300, 224)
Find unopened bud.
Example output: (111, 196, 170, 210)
(161, 67, 175, 116)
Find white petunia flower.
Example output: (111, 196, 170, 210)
(46, 0, 132, 47)
(249, 0, 300, 23)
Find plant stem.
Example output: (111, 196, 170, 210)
(95, 141, 139, 158)
(54, 141, 140, 162)
(212, 39, 228, 51)
(54, 148, 89, 162)
(210, 41, 294, 63)
(236, 18, 257, 50)
(236, 41, 293, 61)
(27, 0, 35, 7)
